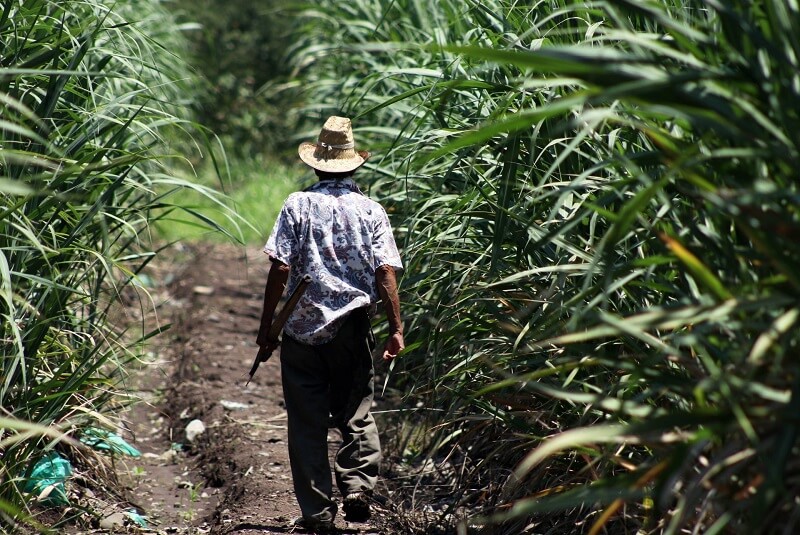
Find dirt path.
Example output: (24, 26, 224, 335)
(113, 242, 394, 534)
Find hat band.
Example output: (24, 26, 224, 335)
(318, 141, 354, 151)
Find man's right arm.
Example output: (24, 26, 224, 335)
(256, 259, 290, 357)
(376, 264, 404, 361)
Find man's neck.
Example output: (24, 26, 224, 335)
(315, 170, 355, 181)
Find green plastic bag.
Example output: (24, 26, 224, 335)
(23, 451, 72, 506)
(80, 427, 141, 457)
(125, 510, 148, 528)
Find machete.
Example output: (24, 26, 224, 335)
(246, 273, 313, 386)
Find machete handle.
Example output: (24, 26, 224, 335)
(267, 274, 313, 341)
(246, 274, 313, 385)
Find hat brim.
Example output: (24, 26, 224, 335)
(298, 142, 368, 173)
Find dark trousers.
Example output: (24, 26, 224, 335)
(280, 309, 381, 522)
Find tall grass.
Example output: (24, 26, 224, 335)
(290, 0, 800, 533)
(0, 0, 225, 528)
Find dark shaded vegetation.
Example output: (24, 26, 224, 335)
(170, 0, 300, 158)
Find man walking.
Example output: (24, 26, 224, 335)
(255, 116, 404, 531)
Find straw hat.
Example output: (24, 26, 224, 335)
(298, 116, 369, 173)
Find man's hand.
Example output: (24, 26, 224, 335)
(257, 339, 279, 362)
(247, 338, 280, 386)
(383, 332, 404, 361)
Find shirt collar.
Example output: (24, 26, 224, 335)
(306, 178, 364, 195)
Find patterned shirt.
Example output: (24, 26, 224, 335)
(264, 178, 403, 345)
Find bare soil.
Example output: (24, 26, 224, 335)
(76, 242, 402, 534)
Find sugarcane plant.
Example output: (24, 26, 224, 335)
(290, 0, 799, 533)
(0, 0, 231, 529)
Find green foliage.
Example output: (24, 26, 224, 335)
(290, 0, 800, 533)
(0, 0, 225, 527)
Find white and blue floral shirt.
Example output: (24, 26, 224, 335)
(264, 178, 403, 345)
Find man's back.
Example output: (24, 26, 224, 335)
(265, 178, 401, 345)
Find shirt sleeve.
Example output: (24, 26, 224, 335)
(264, 200, 298, 266)
(372, 205, 403, 271)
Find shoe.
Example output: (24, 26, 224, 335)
(342, 491, 371, 522)
(291, 516, 335, 533)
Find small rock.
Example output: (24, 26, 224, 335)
(160, 448, 178, 463)
(99, 512, 127, 530)
(185, 419, 206, 442)
(220, 400, 249, 411)
(193, 285, 214, 295)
